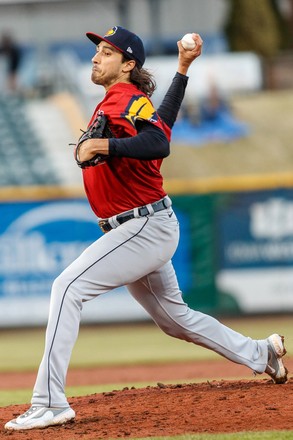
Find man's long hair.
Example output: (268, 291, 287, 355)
(123, 56, 156, 97)
(130, 66, 156, 97)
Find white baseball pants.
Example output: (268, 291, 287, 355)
(32, 205, 268, 408)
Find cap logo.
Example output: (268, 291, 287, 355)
(104, 26, 118, 37)
(126, 47, 133, 54)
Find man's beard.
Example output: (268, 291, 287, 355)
(91, 72, 102, 85)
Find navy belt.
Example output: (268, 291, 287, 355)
(98, 197, 171, 233)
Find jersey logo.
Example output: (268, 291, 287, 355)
(122, 95, 158, 127)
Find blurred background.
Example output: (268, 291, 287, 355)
(0, 0, 293, 328)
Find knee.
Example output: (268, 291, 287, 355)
(51, 271, 77, 304)
(52, 271, 68, 294)
(51, 272, 83, 312)
(158, 320, 189, 341)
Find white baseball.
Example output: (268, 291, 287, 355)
(181, 33, 196, 50)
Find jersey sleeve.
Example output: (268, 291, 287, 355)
(121, 94, 161, 129)
(99, 86, 171, 140)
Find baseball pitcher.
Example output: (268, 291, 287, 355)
(5, 26, 287, 431)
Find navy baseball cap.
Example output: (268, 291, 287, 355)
(86, 26, 146, 68)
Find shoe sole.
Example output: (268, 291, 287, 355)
(268, 334, 287, 357)
(267, 334, 288, 384)
(5, 408, 75, 431)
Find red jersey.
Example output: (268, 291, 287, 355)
(82, 82, 171, 219)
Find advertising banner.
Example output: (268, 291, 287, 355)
(1, 186, 292, 327)
(216, 189, 293, 312)
(0, 198, 146, 326)
(0, 196, 190, 327)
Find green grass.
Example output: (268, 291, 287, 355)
(0, 315, 292, 372)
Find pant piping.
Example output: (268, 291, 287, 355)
(46, 217, 149, 407)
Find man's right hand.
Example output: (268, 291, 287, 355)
(177, 33, 203, 76)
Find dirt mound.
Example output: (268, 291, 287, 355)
(1, 378, 292, 439)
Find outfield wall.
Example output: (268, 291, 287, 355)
(1, 175, 293, 327)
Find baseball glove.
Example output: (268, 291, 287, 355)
(74, 114, 114, 169)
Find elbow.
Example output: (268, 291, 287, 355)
(162, 139, 170, 158)
(155, 130, 170, 158)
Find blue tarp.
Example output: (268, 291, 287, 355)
(172, 112, 250, 146)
